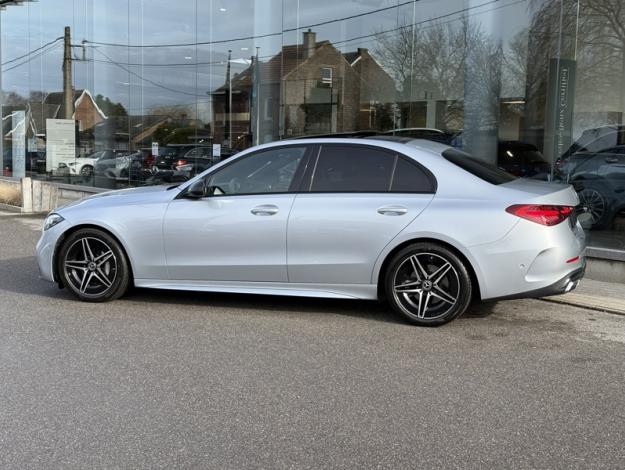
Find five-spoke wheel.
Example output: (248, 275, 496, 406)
(58, 228, 130, 302)
(385, 243, 472, 326)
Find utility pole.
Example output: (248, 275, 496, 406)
(62, 26, 73, 119)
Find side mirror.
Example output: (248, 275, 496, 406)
(185, 180, 206, 199)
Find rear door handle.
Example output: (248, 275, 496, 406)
(377, 205, 408, 216)
(605, 157, 619, 164)
(251, 204, 279, 216)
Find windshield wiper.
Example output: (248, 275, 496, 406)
(166, 184, 180, 191)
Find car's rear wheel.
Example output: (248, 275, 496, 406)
(58, 228, 130, 302)
(578, 187, 610, 229)
(385, 242, 472, 326)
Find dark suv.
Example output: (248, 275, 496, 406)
(556, 138, 625, 229)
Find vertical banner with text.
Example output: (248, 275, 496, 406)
(544, 58, 577, 168)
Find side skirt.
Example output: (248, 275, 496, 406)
(133, 279, 379, 300)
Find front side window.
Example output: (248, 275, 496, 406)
(206, 146, 307, 196)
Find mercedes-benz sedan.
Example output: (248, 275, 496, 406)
(36, 138, 586, 326)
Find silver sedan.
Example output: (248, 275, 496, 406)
(36, 138, 586, 326)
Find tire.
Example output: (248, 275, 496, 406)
(58, 228, 130, 302)
(80, 165, 94, 177)
(385, 242, 472, 326)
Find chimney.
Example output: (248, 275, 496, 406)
(303, 29, 316, 59)
(357, 47, 368, 56)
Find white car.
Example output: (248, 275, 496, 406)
(64, 151, 103, 177)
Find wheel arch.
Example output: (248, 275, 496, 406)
(52, 223, 135, 286)
(375, 237, 482, 302)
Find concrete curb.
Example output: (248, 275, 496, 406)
(541, 297, 625, 317)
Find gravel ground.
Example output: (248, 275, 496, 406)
(1, 212, 624, 469)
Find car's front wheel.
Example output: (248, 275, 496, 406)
(58, 228, 130, 302)
(385, 242, 472, 326)
(80, 165, 94, 178)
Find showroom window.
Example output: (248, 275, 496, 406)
(0, 0, 624, 255)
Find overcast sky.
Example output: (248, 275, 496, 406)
(1, 0, 530, 118)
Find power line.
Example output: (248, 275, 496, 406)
(332, 0, 524, 48)
(81, 0, 513, 69)
(93, 48, 207, 97)
(1, 42, 62, 73)
(84, 0, 419, 48)
(1, 36, 63, 66)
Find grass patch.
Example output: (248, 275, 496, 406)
(0, 184, 22, 206)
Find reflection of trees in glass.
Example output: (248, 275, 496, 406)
(528, 0, 625, 128)
(374, 18, 503, 132)
(94, 94, 127, 117)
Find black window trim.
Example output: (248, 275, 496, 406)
(176, 143, 314, 199)
(301, 143, 437, 194)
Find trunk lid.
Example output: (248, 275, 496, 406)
(500, 178, 579, 206)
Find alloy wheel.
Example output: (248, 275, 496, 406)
(578, 188, 606, 225)
(63, 237, 117, 298)
(392, 252, 460, 320)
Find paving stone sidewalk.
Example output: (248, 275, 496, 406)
(545, 278, 625, 315)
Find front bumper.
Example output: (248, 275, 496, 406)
(35, 220, 69, 283)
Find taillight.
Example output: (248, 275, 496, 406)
(175, 159, 187, 168)
(506, 204, 574, 226)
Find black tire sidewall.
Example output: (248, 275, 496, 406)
(385, 242, 472, 326)
(58, 228, 130, 302)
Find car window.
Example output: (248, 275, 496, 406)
(443, 148, 517, 185)
(311, 145, 394, 192)
(391, 157, 436, 193)
(207, 146, 307, 196)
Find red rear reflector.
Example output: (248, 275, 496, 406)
(566, 256, 580, 264)
(506, 204, 574, 226)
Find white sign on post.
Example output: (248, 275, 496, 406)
(46, 119, 76, 172)
(12, 111, 26, 178)
(212, 144, 221, 158)
(152, 141, 159, 157)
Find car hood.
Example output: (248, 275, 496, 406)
(56, 184, 179, 212)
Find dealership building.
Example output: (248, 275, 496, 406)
(1, 0, 624, 274)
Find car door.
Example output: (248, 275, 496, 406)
(163, 144, 311, 282)
(597, 146, 625, 190)
(287, 144, 436, 285)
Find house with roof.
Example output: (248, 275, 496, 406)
(211, 30, 397, 146)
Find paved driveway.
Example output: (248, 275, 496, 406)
(1, 212, 624, 469)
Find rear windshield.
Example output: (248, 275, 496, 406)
(442, 148, 517, 185)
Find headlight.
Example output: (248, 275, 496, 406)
(43, 213, 65, 231)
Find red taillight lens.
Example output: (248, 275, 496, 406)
(506, 204, 574, 226)
(174, 159, 187, 168)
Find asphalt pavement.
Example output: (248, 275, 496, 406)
(1, 211, 624, 469)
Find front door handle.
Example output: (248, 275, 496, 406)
(377, 205, 408, 216)
(605, 157, 619, 164)
(251, 204, 279, 216)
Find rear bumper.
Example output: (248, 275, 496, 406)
(488, 264, 585, 301)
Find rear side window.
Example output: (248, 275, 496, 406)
(391, 157, 435, 193)
(443, 148, 517, 185)
(311, 145, 394, 192)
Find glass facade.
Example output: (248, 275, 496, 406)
(1, 0, 624, 252)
